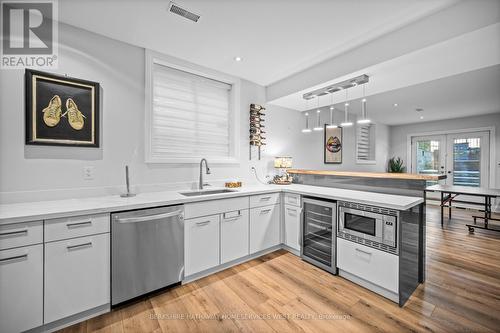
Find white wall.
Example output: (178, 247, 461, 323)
(389, 113, 500, 189)
(291, 109, 390, 172)
(0, 23, 304, 203)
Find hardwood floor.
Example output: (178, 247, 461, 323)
(59, 205, 500, 333)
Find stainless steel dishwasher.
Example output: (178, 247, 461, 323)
(111, 205, 184, 306)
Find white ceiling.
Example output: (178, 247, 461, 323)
(314, 65, 500, 126)
(57, 0, 457, 86)
(269, 22, 500, 124)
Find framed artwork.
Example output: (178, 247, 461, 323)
(324, 125, 342, 164)
(25, 69, 100, 147)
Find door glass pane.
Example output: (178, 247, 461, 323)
(416, 140, 441, 185)
(453, 138, 481, 187)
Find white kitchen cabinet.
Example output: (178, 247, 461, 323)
(283, 204, 301, 251)
(0, 220, 43, 250)
(185, 214, 220, 276)
(337, 237, 398, 293)
(220, 210, 249, 264)
(249, 193, 280, 208)
(44, 233, 110, 324)
(249, 204, 280, 254)
(0, 244, 43, 333)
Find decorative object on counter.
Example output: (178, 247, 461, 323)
(225, 181, 242, 188)
(249, 103, 266, 160)
(120, 165, 136, 197)
(25, 69, 100, 147)
(273, 156, 293, 185)
(388, 156, 406, 173)
(324, 125, 343, 164)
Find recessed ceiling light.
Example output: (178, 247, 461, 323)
(420, 116, 424, 120)
(393, 103, 398, 107)
(234, 56, 242, 62)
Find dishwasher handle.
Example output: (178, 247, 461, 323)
(115, 210, 183, 224)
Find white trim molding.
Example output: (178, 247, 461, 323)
(144, 49, 241, 164)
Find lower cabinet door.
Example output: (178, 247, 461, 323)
(185, 215, 220, 276)
(249, 204, 280, 254)
(337, 238, 399, 293)
(44, 233, 110, 324)
(284, 204, 301, 251)
(0, 244, 43, 333)
(221, 210, 249, 264)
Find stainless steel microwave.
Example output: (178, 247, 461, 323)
(338, 201, 397, 248)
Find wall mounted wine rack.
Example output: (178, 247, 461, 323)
(249, 103, 266, 160)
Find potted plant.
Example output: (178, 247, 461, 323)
(388, 157, 406, 173)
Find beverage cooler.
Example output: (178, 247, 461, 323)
(300, 197, 337, 274)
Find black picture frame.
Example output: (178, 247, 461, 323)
(324, 124, 342, 164)
(25, 69, 100, 147)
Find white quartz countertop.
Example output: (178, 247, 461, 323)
(0, 184, 423, 225)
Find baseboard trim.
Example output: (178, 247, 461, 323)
(26, 304, 110, 333)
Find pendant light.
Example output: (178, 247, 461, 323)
(302, 98, 312, 133)
(340, 88, 353, 127)
(326, 92, 337, 129)
(302, 112, 312, 133)
(313, 96, 323, 131)
(357, 84, 370, 124)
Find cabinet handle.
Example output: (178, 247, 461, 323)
(355, 248, 372, 256)
(0, 229, 28, 237)
(0, 253, 28, 263)
(287, 208, 297, 216)
(196, 220, 211, 226)
(223, 217, 240, 222)
(67, 221, 92, 228)
(260, 209, 272, 214)
(260, 196, 272, 201)
(67, 242, 92, 250)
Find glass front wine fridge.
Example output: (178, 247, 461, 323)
(300, 197, 337, 274)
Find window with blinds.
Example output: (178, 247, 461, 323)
(146, 58, 238, 163)
(356, 124, 376, 163)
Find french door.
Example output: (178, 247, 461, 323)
(411, 131, 490, 204)
(411, 135, 446, 200)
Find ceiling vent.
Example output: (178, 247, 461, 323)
(168, 2, 200, 22)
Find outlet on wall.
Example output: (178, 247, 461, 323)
(83, 166, 95, 180)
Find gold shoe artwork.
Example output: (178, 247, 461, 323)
(62, 98, 86, 130)
(42, 95, 62, 127)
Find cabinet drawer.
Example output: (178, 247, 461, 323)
(221, 209, 249, 264)
(0, 220, 43, 250)
(45, 213, 110, 242)
(44, 233, 110, 324)
(184, 215, 220, 276)
(0, 244, 43, 333)
(337, 238, 398, 293)
(284, 193, 301, 207)
(249, 193, 280, 208)
(185, 197, 249, 219)
(249, 204, 280, 254)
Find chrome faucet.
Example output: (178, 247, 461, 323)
(199, 158, 211, 190)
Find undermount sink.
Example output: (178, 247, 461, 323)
(179, 189, 237, 197)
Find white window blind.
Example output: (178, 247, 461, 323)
(150, 63, 233, 160)
(356, 124, 376, 163)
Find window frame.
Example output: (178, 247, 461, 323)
(355, 123, 377, 165)
(145, 49, 241, 164)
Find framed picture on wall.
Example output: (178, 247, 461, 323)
(324, 125, 342, 164)
(25, 69, 100, 147)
